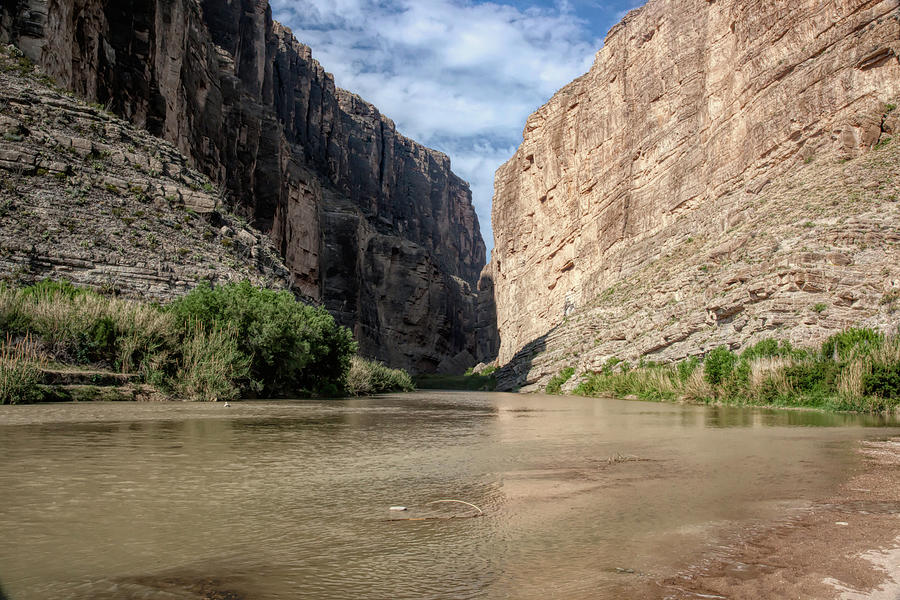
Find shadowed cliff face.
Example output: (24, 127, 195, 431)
(490, 0, 900, 383)
(0, 0, 487, 372)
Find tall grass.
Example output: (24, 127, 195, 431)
(572, 328, 900, 412)
(0, 333, 45, 404)
(172, 324, 249, 402)
(545, 367, 575, 395)
(346, 356, 414, 396)
(0, 280, 371, 402)
(0, 281, 176, 371)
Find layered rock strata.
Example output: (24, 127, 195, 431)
(1, 0, 485, 372)
(0, 46, 291, 298)
(490, 0, 900, 388)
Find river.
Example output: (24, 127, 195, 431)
(1, 392, 898, 599)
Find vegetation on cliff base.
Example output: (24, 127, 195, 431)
(168, 281, 356, 397)
(346, 356, 415, 396)
(0, 280, 411, 403)
(545, 366, 575, 395)
(0, 334, 45, 404)
(572, 330, 900, 412)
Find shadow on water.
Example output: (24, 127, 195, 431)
(705, 405, 900, 428)
(0, 580, 10, 600)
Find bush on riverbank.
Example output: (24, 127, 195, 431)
(172, 323, 250, 402)
(168, 281, 357, 397)
(346, 356, 415, 396)
(545, 366, 575, 394)
(573, 328, 900, 412)
(0, 334, 45, 404)
(0, 280, 368, 402)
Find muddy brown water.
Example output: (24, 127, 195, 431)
(1, 392, 899, 600)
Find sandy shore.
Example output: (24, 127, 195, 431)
(635, 438, 900, 599)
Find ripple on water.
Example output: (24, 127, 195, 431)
(1, 393, 899, 599)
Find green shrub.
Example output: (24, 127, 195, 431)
(863, 362, 900, 399)
(168, 281, 357, 396)
(676, 356, 700, 382)
(784, 361, 840, 395)
(704, 346, 737, 386)
(346, 356, 414, 396)
(172, 324, 249, 401)
(730, 359, 752, 387)
(546, 367, 575, 394)
(74, 316, 117, 364)
(601, 357, 622, 375)
(742, 338, 806, 361)
(821, 328, 884, 361)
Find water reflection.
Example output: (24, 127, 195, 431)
(0, 393, 898, 600)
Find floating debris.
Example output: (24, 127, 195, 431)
(606, 453, 644, 465)
(386, 499, 485, 521)
(426, 499, 484, 515)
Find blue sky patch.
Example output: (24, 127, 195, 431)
(271, 0, 647, 252)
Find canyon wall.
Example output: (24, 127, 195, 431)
(491, 0, 900, 388)
(0, 44, 293, 298)
(0, 0, 485, 372)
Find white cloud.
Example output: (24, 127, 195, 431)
(270, 0, 604, 250)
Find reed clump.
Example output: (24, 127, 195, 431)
(573, 329, 900, 412)
(0, 333, 46, 404)
(346, 356, 415, 396)
(172, 324, 249, 402)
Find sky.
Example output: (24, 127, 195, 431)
(270, 0, 647, 253)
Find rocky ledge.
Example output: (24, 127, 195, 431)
(0, 46, 291, 299)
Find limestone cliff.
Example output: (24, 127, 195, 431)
(0, 0, 485, 372)
(490, 0, 900, 389)
(0, 45, 291, 298)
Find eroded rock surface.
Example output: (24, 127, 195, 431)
(0, 46, 291, 298)
(490, 0, 900, 388)
(0, 0, 485, 372)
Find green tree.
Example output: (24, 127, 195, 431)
(168, 281, 356, 396)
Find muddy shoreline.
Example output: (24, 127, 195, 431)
(637, 438, 900, 599)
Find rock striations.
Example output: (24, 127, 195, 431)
(490, 0, 900, 390)
(0, 45, 292, 300)
(0, 0, 486, 372)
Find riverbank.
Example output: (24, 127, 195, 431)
(544, 331, 900, 414)
(636, 436, 900, 599)
(0, 280, 412, 403)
